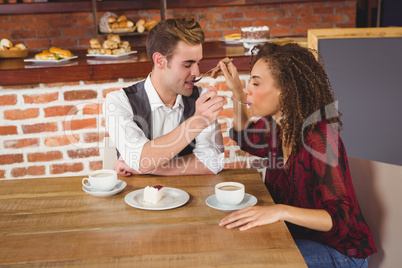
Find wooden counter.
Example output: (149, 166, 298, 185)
(0, 42, 250, 86)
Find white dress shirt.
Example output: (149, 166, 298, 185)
(104, 75, 224, 174)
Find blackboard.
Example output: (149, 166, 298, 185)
(318, 37, 402, 166)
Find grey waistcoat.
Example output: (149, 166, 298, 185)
(116, 80, 198, 158)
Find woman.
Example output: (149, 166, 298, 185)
(215, 43, 376, 267)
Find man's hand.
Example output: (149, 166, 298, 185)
(113, 156, 139, 176)
(193, 86, 225, 128)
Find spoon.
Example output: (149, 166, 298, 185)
(193, 58, 233, 83)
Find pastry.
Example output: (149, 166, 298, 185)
(14, 43, 27, 50)
(143, 185, 165, 204)
(102, 40, 119, 50)
(112, 48, 127, 55)
(111, 22, 119, 30)
(225, 33, 241, 41)
(88, 34, 131, 55)
(0, 38, 12, 49)
(117, 15, 127, 22)
(35, 51, 57, 60)
(241, 26, 270, 40)
(136, 19, 145, 27)
(107, 34, 120, 44)
(49, 47, 72, 59)
(89, 38, 102, 49)
(137, 24, 145, 33)
(144, 20, 158, 31)
(107, 16, 116, 23)
(119, 41, 130, 49)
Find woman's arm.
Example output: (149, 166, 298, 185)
(215, 59, 250, 131)
(219, 204, 333, 232)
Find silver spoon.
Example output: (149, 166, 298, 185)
(193, 58, 233, 83)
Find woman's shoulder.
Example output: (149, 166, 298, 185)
(307, 119, 340, 136)
(303, 119, 342, 146)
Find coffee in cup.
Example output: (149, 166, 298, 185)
(215, 182, 245, 207)
(82, 169, 117, 192)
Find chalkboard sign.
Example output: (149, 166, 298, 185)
(318, 37, 402, 166)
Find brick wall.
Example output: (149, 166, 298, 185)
(0, 0, 356, 51)
(0, 0, 357, 179)
(0, 75, 266, 179)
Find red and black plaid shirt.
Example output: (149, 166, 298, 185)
(230, 116, 377, 258)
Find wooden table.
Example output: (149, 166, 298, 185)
(0, 169, 307, 267)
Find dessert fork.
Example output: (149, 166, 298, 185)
(193, 58, 233, 83)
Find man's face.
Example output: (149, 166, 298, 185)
(163, 41, 203, 97)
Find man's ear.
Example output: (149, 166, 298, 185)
(152, 52, 165, 69)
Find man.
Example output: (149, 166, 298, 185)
(104, 18, 225, 176)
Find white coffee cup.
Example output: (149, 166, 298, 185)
(82, 169, 117, 192)
(215, 182, 245, 207)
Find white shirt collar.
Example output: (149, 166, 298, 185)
(144, 74, 183, 111)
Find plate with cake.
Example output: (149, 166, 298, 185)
(220, 27, 277, 44)
(220, 33, 242, 44)
(124, 185, 190, 210)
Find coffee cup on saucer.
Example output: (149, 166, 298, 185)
(215, 182, 245, 207)
(82, 169, 117, 192)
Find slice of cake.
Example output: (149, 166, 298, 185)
(224, 33, 241, 41)
(143, 185, 165, 204)
(241, 26, 270, 40)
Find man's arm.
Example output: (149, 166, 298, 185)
(138, 89, 225, 174)
(147, 154, 215, 175)
(105, 86, 224, 176)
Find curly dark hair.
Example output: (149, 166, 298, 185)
(250, 42, 342, 152)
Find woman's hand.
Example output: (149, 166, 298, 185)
(219, 205, 283, 231)
(219, 204, 333, 232)
(211, 58, 244, 99)
(113, 156, 139, 176)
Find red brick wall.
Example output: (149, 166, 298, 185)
(0, 1, 356, 51)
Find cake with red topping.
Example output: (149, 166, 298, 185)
(241, 26, 270, 40)
(143, 185, 165, 204)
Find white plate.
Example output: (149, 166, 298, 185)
(24, 56, 78, 63)
(82, 180, 126, 197)
(219, 38, 277, 44)
(86, 51, 137, 58)
(219, 37, 243, 44)
(124, 187, 189, 210)
(242, 38, 277, 44)
(206, 193, 257, 211)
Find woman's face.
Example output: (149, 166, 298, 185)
(244, 59, 282, 118)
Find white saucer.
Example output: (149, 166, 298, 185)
(82, 180, 126, 197)
(124, 187, 189, 210)
(205, 193, 257, 211)
(24, 56, 78, 63)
